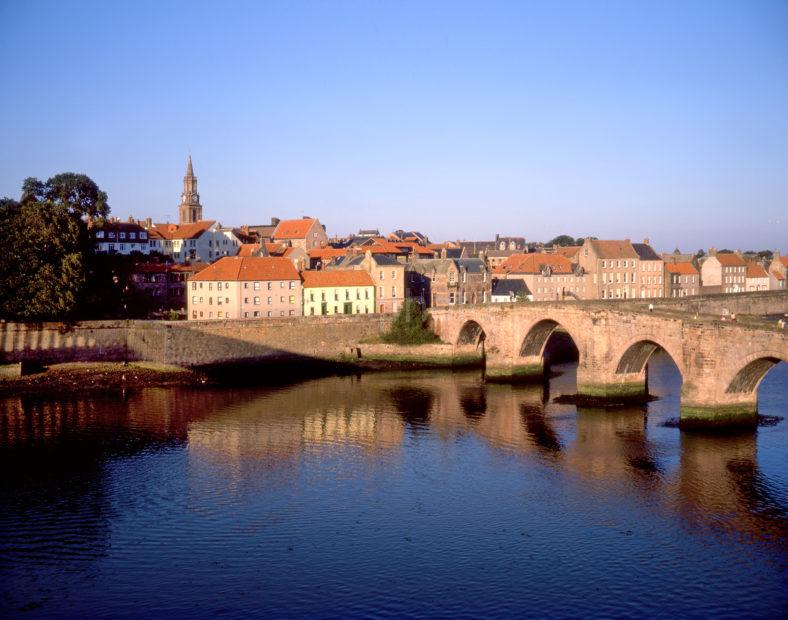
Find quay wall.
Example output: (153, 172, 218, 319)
(0, 315, 393, 368)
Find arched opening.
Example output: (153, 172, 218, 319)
(457, 320, 486, 347)
(519, 319, 579, 365)
(615, 340, 683, 400)
(726, 357, 786, 395)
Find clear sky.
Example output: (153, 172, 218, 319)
(1, 0, 787, 251)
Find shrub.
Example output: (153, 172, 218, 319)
(381, 299, 441, 345)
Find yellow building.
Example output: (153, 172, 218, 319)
(302, 270, 375, 316)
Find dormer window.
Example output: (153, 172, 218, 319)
(130, 233, 136, 239)
(108, 232, 116, 239)
(140, 232, 147, 240)
(96, 231, 104, 239)
(119, 232, 126, 239)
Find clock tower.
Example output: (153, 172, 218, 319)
(178, 155, 203, 225)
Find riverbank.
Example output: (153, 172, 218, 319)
(0, 362, 212, 396)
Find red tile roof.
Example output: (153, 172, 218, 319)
(264, 242, 288, 256)
(589, 239, 638, 259)
(780, 256, 788, 268)
(715, 253, 746, 267)
(190, 257, 299, 282)
(498, 253, 574, 275)
(301, 270, 374, 288)
(745, 263, 768, 278)
(272, 218, 317, 239)
(665, 262, 698, 275)
(554, 246, 580, 258)
(148, 220, 216, 240)
(772, 270, 785, 281)
(308, 248, 348, 260)
(238, 243, 261, 257)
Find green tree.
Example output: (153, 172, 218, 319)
(382, 299, 440, 345)
(546, 234, 577, 247)
(0, 174, 109, 322)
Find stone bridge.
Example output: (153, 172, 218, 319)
(431, 292, 788, 427)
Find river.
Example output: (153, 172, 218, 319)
(1, 352, 786, 618)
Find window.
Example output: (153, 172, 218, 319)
(244, 297, 249, 304)
(120, 232, 126, 239)
(289, 281, 295, 290)
(289, 295, 295, 305)
(254, 297, 260, 305)
(280, 282, 284, 288)
(244, 312, 249, 318)
(267, 282, 272, 290)
(140, 232, 147, 240)
(268, 297, 272, 304)
(280, 296, 285, 303)
(449, 272, 455, 284)
(379, 271, 384, 280)
(244, 282, 249, 289)
(96, 231, 105, 238)
(192, 296, 197, 303)
(254, 282, 260, 290)
(310, 292, 314, 302)
(379, 286, 384, 298)
(391, 271, 396, 279)
(191, 282, 196, 290)
(217, 282, 222, 291)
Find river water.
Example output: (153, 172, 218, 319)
(1, 353, 786, 619)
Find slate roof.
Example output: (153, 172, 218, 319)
(492, 279, 527, 297)
(632, 243, 661, 261)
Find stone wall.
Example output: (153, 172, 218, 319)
(1, 315, 393, 368)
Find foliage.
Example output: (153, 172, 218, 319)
(381, 299, 441, 345)
(0, 174, 109, 322)
(546, 235, 577, 247)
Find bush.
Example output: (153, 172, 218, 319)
(381, 299, 441, 345)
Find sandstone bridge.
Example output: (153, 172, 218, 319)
(431, 292, 788, 427)
(2, 292, 787, 428)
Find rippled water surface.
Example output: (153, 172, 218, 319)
(1, 353, 786, 619)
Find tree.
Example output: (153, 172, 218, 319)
(381, 299, 441, 345)
(0, 174, 109, 322)
(546, 235, 577, 247)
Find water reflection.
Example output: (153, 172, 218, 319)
(0, 359, 786, 617)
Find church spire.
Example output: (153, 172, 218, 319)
(179, 155, 202, 225)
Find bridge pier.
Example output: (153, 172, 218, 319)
(575, 366, 648, 400)
(679, 387, 759, 429)
(485, 354, 544, 382)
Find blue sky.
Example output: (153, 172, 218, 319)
(1, 0, 786, 251)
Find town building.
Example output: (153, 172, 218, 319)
(272, 217, 328, 251)
(331, 251, 407, 313)
(187, 256, 301, 320)
(458, 235, 527, 270)
(745, 262, 770, 292)
(93, 220, 150, 255)
(665, 262, 700, 298)
(491, 279, 529, 303)
(700, 251, 747, 294)
(768, 252, 787, 290)
(301, 270, 375, 316)
(495, 253, 588, 301)
(577, 239, 642, 300)
(632, 240, 664, 299)
(132, 262, 207, 315)
(407, 258, 491, 308)
(147, 220, 241, 263)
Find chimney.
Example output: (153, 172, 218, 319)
(271, 217, 280, 226)
(643, 237, 650, 245)
(128, 216, 135, 224)
(709, 247, 717, 256)
(145, 217, 153, 228)
(441, 248, 447, 259)
(624, 237, 630, 242)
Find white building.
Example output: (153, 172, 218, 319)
(148, 220, 240, 263)
(93, 221, 150, 255)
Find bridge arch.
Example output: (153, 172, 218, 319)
(456, 319, 486, 347)
(615, 337, 684, 379)
(519, 319, 580, 360)
(725, 351, 787, 395)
